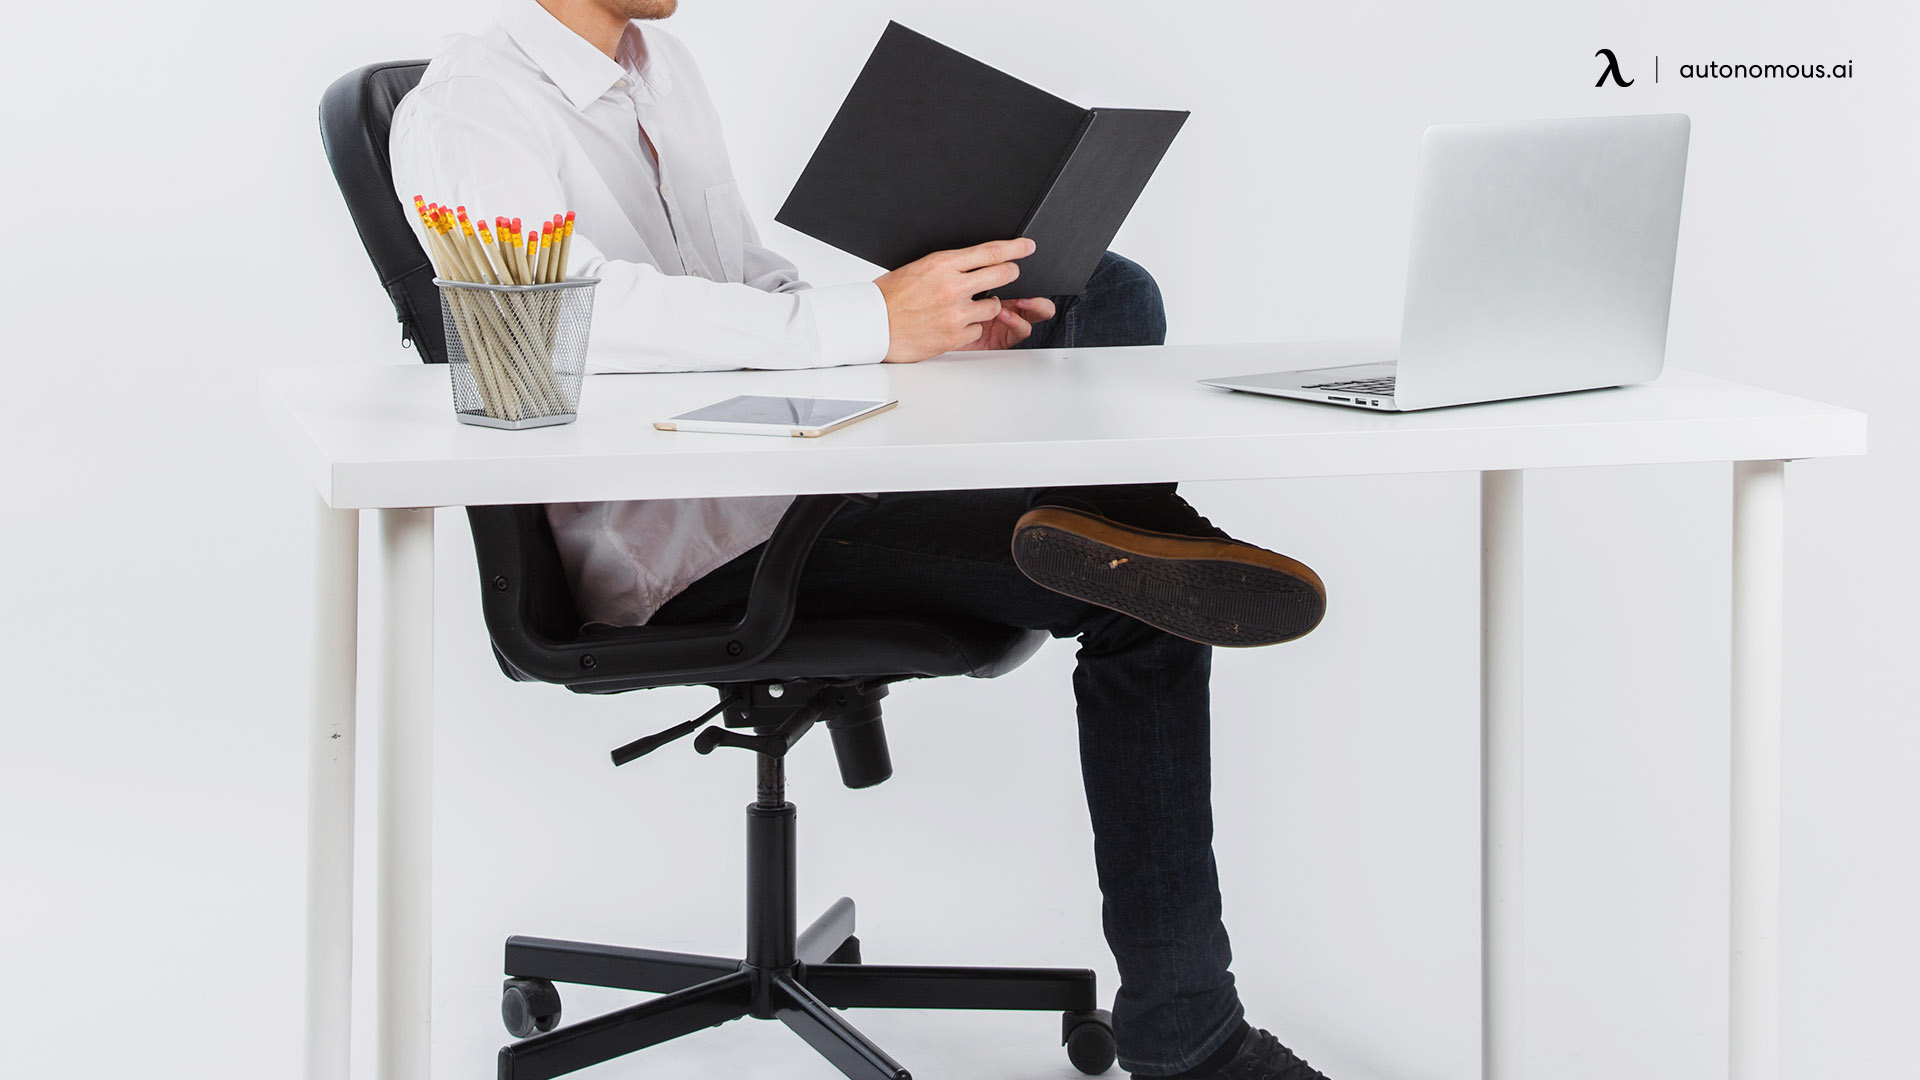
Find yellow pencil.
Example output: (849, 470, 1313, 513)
(476, 218, 512, 284)
(430, 205, 467, 280)
(415, 198, 452, 276)
(440, 208, 479, 281)
(514, 217, 537, 284)
(425, 205, 455, 274)
(455, 207, 497, 284)
(490, 218, 514, 284)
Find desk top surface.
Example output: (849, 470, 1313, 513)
(261, 342, 1867, 509)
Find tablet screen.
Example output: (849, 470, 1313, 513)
(669, 396, 888, 427)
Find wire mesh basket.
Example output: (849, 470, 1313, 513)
(437, 277, 599, 429)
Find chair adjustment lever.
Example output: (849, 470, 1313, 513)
(611, 695, 737, 766)
(694, 706, 820, 759)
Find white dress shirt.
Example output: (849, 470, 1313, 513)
(390, 1, 892, 627)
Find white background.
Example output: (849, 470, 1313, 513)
(1, 1, 1914, 1078)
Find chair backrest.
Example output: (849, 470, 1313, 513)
(318, 61, 446, 364)
(319, 61, 588, 674)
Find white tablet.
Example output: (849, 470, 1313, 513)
(654, 395, 899, 438)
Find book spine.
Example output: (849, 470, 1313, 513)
(1016, 110, 1099, 236)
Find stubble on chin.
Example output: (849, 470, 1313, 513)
(621, 0, 678, 19)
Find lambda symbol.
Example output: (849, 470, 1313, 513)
(1595, 49, 1635, 87)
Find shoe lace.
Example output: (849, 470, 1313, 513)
(1237, 1028, 1329, 1080)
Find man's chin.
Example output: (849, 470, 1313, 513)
(623, 0, 679, 19)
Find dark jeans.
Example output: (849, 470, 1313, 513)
(652, 253, 1243, 1076)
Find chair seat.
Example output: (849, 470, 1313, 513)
(570, 615, 1049, 694)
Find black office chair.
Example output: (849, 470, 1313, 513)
(320, 62, 1118, 1080)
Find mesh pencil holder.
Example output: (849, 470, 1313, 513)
(436, 277, 600, 429)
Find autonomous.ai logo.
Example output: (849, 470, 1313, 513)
(1595, 48, 1634, 87)
(1588, 48, 1855, 86)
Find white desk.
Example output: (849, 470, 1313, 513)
(263, 342, 1867, 1080)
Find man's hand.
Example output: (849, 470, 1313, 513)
(875, 238, 1037, 363)
(958, 296, 1057, 352)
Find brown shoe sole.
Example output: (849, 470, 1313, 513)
(1011, 507, 1328, 648)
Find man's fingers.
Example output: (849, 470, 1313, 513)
(997, 306, 1034, 340)
(962, 260, 1022, 293)
(967, 297, 1003, 324)
(946, 236, 1035, 271)
(1012, 296, 1056, 323)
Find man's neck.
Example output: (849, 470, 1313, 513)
(536, 0, 626, 61)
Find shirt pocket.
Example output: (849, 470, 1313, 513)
(704, 180, 748, 283)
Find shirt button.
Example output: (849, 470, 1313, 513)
(689, 270, 702, 278)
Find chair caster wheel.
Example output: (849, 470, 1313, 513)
(502, 977, 562, 1039)
(1062, 1008, 1116, 1075)
(825, 934, 862, 965)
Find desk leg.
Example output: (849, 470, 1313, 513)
(306, 499, 360, 1080)
(1480, 471, 1524, 1080)
(376, 509, 436, 1080)
(1730, 461, 1784, 1080)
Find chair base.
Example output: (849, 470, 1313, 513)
(497, 762, 1114, 1080)
(497, 900, 1112, 1080)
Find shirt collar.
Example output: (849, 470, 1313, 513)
(499, 0, 673, 110)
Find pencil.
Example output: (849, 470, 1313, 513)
(427, 205, 464, 280)
(415, 198, 449, 276)
(476, 218, 512, 284)
(501, 217, 522, 285)
(558, 211, 575, 281)
(453, 207, 478, 277)
(428, 206, 466, 280)
(412, 194, 434, 249)
(496, 217, 511, 284)
(511, 218, 529, 284)
(413, 195, 434, 240)
(455, 207, 498, 284)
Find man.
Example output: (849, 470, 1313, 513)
(392, 3, 1331, 1077)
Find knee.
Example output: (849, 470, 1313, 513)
(1086, 252, 1167, 346)
(1093, 251, 1159, 293)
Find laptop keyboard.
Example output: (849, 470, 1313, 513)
(1302, 377, 1397, 395)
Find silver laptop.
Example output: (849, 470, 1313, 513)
(1203, 113, 1690, 411)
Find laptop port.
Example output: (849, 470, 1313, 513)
(1327, 396, 1350, 403)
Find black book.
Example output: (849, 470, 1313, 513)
(776, 22, 1188, 300)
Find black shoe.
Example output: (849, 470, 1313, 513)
(1011, 492, 1327, 648)
(1145, 1026, 1331, 1080)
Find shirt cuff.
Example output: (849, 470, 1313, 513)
(805, 281, 891, 367)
